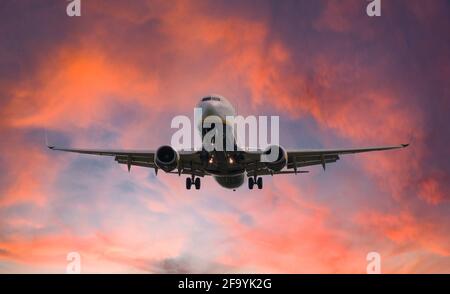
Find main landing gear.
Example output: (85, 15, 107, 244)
(248, 176, 263, 190)
(186, 176, 201, 190)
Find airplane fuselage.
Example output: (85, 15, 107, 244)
(196, 95, 245, 189)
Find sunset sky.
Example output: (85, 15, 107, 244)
(0, 0, 449, 273)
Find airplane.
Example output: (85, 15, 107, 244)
(48, 94, 409, 190)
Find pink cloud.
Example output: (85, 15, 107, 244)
(0, 0, 448, 273)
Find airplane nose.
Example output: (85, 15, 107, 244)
(195, 101, 216, 131)
(201, 102, 216, 118)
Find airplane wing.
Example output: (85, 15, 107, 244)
(48, 145, 157, 170)
(48, 145, 206, 175)
(49, 142, 408, 177)
(245, 144, 409, 177)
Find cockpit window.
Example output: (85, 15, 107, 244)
(202, 96, 221, 102)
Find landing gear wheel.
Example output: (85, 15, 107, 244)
(257, 177, 263, 189)
(194, 178, 201, 190)
(186, 177, 192, 190)
(248, 177, 254, 190)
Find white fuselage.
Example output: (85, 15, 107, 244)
(196, 95, 245, 189)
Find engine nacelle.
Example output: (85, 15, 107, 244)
(154, 145, 179, 172)
(261, 145, 287, 172)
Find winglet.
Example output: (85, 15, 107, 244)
(45, 131, 55, 149)
(401, 143, 409, 148)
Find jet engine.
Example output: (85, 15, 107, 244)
(262, 145, 287, 172)
(154, 145, 179, 172)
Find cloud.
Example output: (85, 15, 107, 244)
(0, 0, 449, 273)
(355, 210, 450, 257)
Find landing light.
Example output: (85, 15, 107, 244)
(228, 157, 234, 164)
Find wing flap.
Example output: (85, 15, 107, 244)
(247, 169, 309, 177)
(287, 154, 340, 168)
(115, 156, 156, 169)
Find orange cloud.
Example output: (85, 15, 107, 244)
(418, 174, 448, 205)
(198, 180, 364, 273)
(355, 210, 450, 257)
(0, 0, 448, 274)
(4, 48, 161, 130)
